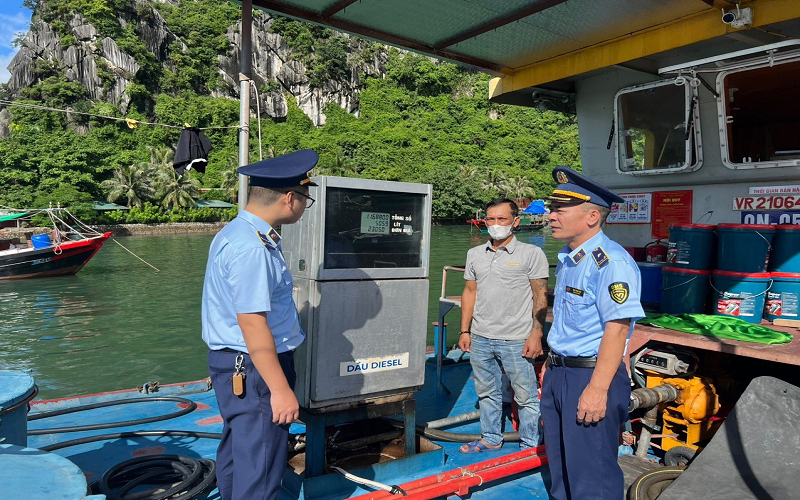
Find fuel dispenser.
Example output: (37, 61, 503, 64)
(281, 176, 433, 477)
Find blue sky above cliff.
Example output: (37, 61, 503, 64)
(0, 1, 32, 83)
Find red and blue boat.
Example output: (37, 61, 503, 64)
(0, 210, 111, 280)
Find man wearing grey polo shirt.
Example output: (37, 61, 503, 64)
(458, 198, 549, 454)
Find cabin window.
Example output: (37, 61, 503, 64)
(718, 58, 800, 169)
(614, 79, 701, 175)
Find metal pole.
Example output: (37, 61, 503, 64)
(237, 0, 253, 213)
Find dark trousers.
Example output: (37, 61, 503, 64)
(541, 362, 630, 500)
(208, 349, 296, 500)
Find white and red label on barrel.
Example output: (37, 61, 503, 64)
(767, 291, 799, 318)
(733, 195, 800, 211)
(717, 292, 757, 317)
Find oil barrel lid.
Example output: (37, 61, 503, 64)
(770, 272, 800, 278)
(712, 269, 772, 278)
(716, 223, 775, 230)
(663, 267, 711, 275)
(668, 223, 716, 230)
(0, 444, 97, 499)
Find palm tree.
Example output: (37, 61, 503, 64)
(482, 167, 508, 196)
(146, 146, 174, 172)
(154, 165, 201, 209)
(505, 176, 535, 199)
(101, 163, 155, 208)
(220, 157, 240, 203)
(266, 145, 288, 159)
(459, 163, 478, 179)
(329, 155, 359, 176)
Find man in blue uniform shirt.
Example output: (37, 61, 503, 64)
(202, 149, 318, 500)
(541, 166, 645, 500)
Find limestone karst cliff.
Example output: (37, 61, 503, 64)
(6, 0, 390, 126)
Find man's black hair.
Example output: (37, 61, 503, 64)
(485, 198, 519, 218)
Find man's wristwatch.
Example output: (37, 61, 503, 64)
(460, 330, 471, 335)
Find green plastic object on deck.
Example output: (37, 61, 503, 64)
(639, 313, 793, 345)
(0, 212, 28, 222)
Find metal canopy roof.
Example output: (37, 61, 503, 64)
(249, 0, 800, 106)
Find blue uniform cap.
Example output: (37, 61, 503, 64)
(547, 166, 624, 208)
(238, 149, 319, 188)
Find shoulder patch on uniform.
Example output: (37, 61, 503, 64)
(608, 282, 629, 304)
(267, 228, 281, 245)
(591, 247, 609, 268)
(257, 230, 276, 249)
(566, 286, 584, 297)
(572, 248, 586, 264)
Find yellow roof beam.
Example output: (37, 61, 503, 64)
(490, 0, 800, 99)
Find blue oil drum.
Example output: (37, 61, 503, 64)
(765, 272, 800, 322)
(637, 262, 665, 304)
(769, 225, 800, 273)
(30, 233, 53, 249)
(710, 270, 772, 324)
(0, 370, 35, 447)
(0, 444, 103, 500)
(666, 223, 716, 270)
(716, 223, 775, 273)
(661, 267, 710, 314)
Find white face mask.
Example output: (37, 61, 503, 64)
(487, 223, 514, 240)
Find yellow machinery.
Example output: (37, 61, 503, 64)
(644, 373, 721, 452)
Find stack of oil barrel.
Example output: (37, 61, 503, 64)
(661, 223, 716, 315)
(660, 223, 800, 324)
(764, 225, 800, 323)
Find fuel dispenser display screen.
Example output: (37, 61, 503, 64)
(323, 187, 426, 270)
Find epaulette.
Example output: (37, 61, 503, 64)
(572, 248, 586, 264)
(591, 247, 609, 268)
(257, 230, 278, 249)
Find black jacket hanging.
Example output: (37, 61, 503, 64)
(173, 127, 212, 175)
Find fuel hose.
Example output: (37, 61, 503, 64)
(28, 396, 198, 434)
(30, 398, 218, 500)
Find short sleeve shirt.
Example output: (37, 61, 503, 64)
(548, 230, 645, 357)
(464, 236, 549, 340)
(201, 210, 305, 353)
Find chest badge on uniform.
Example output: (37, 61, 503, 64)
(608, 282, 629, 304)
(566, 286, 584, 297)
(257, 231, 275, 249)
(572, 249, 586, 264)
(592, 247, 609, 268)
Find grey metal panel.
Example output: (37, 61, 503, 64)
(571, 66, 800, 248)
(282, 176, 433, 281)
(293, 278, 428, 408)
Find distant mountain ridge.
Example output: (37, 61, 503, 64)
(6, 0, 390, 126)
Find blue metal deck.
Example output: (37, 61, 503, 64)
(27, 353, 551, 499)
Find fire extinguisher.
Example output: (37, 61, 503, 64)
(644, 240, 667, 262)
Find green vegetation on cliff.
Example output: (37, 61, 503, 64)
(1, 0, 580, 221)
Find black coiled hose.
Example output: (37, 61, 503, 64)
(30, 397, 218, 500)
(28, 396, 198, 434)
(92, 454, 216, 500)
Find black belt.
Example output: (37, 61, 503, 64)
(217, 348, 294, 356)
(548, 352, 597, 368)
(218, 347, 246, 354)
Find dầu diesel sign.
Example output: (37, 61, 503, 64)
(340, 353, 409, 376)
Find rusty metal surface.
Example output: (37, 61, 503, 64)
(629, 321, 800, 366)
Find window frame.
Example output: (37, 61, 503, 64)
(716, 54, 800, 170)
(614, 78, 703, 176)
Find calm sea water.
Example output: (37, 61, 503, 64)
(0, 226, 563, 399)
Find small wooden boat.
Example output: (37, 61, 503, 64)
(0, 209, 111, 280)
